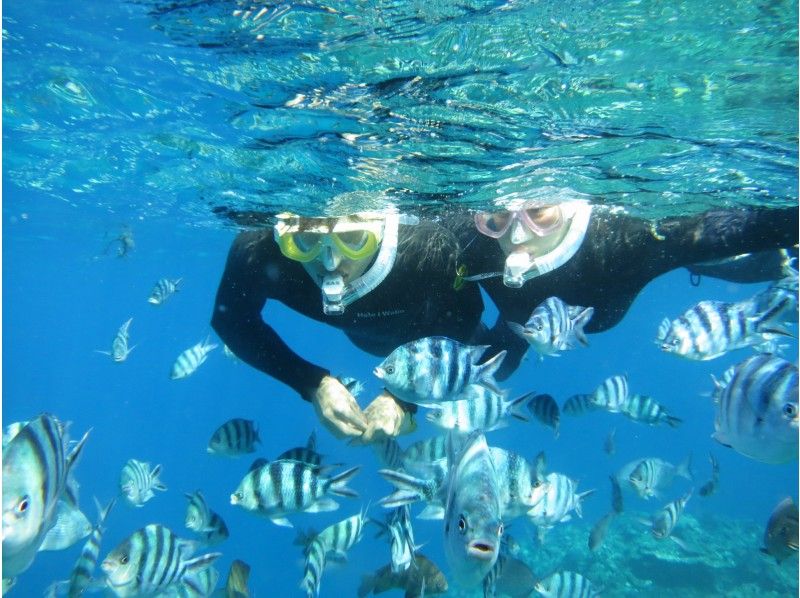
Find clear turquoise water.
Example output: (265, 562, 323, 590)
(3, 0, 798, 596)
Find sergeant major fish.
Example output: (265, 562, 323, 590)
(184, 491, 229, 546)
(2, 414, 90, 581)
(590, 374, 629, 413)
(118, 459, 167, 507)
(374, 336, 507, 407)
(426, 389, 532, 434)
(207, 418, 260, 457)
(621, 394, 682, 428)
(527, 393, 561, 437)
(711, 354, 798, 464)
(528, 472, 594, 542)
(649, 490, 692, 549)
(147, 277, 182, 305)
(443, 432, 503, 589)
(230, 459, 360, 527)
(534, 571, 601, 598)
(617, 455, 693, 500)
(100, 523, 220, 597)
(373, 506, 419, 573)
(507, 296, 594, 358)
(96, 318, 135, 363)
(656, 296, 792, 361)
(171, 336, 218, 380)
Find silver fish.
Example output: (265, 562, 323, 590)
(534, 571, 601, 598)
(278, 431, 337, 470)
(2, 414, 89, 579)
(378, 462, 448, 520)
(527, 393, 560, 437)
(148, 277, 182, 305)
(179, 565, 220, 598)
(489, 447, 549, 520)
(230, 459, 360, 527)
(761, 496, 799, 564)
(443, 432, 503, 589)
(38, 499, 91, 552)
(96, 318, 135, 363)
(651, 490, 692, 543)
(119, 459, 167, 507)
(375, 506, 418, 573)
(507, 296, 593, 357)
(184, 491, 229, 546)
(300, 536, 327, 597)
(588, 511, 616, 551)
(712, 354, 798, 464)
(100, 524, 220, 597)
(621, 394, 682, 427)
(562, 394, 598, 417)
(528, 473, 593, 541)
(657, 297, 792, 361)
(372, 437, 405, 471)
(207, 418, 260, 457)
(620, 455, 693, 500)
(426, 388, 531, 434)
(590, 374, 628, 413)
(170, 336, 218, 380)
(374, 336, 507, 407)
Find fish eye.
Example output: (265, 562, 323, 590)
(16, 495, 30, 514)
(458, 515, 467, 533)
(498, 523, 504, 536)
(385, 365, 395, 375)
(783, 403, 797, 417)
(533, 479, 542, 488)
(235, 491, 243, 501)
(671, 338, 680, 347)
(120, 554, 129, 565)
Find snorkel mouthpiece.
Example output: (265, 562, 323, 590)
(503, 252, 531, 288)
(321, 275, 346, 315)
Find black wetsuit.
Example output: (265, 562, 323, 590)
(456, 206, 799, 377)
(211, 221, 484, 402)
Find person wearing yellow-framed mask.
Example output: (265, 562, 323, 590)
(211, 209, 489, 443)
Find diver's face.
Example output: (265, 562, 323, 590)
(301, 237, 375, 286)
(477, 205, 568, 259)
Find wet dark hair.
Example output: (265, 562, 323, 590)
(396, 220, 461, 274)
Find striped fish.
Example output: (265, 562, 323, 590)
(374, 506, 418, 573)
(403, 436, 451, 470)
(621, 394, 682, 428)
(179, 565, 219, 598)
(377, 462, 448, 520)
(53, 498, 116, 598)
(507, 296, 594, 357)
(277, 431, 337, 470)
(651, 490, 692, 543)
(3, 414, 90, 579)
(490, 447, 549, 520)
(533, 571, 601, 598)
(230, 459, 360, 527)
(170, 336, 218, 380)
(656, 296, 792, 361)
(184, 491, 229, 546)
(300, 510, 367, 562)
(527, 393, 561, 437)
(590, 374, 628, 413)
(426, 389, 532, 434)
(562, 394, 598, 417)
(761, 497, 799, 564)
(374, 336, 507, 407)
(207, 418, 260, 457)
(96, 318, 135, 362)
(620, 455, 693, 500)
(118, 459, 167, 507)
(712, 354, 798, 464)
(528, 473, 594, 542)
(38, 498, 91, 552)
(698, 453, 720, 497)
(371, 437, 405, 471)
(300, 537, 327, 597)
(100, 524, 220, 597)
(147, 277, 182, 305)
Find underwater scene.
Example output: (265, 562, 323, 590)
(3, 0, 798, 597)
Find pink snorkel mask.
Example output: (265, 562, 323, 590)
(474, 204, 564, 239)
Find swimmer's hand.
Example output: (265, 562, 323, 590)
(357, 392, 417, 444)
(312, 375, 369, 440)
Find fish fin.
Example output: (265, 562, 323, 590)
(66, 428, 91, 471)
(249, 458, 269, 472)
(476, 350, 507, 393)
(327, 466, 360, 498)
(184, 552, 222, 573)
(43, 580, 68, 598)
(677, 453, 694, 481)
(306, 498, 339, 513)
(306, 430, 317, 451)
(666, 415, 683, 428)
(509, 392, 536, 421)
(656, 317, 671, 342)
(416, 505, 445, 520)
(328, 550, 348, 564)
(669, 535, 691, 552)
(270, 517, 294, 528)
(224, 559, 251, 598)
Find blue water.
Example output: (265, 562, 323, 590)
(3, 0, 798, 596)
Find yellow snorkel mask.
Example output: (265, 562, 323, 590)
(274, 210, 417, 315)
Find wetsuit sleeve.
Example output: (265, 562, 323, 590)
(645, 206, 799, 274)
(210, 233, 329, 402)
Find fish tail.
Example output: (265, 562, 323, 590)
(506, 321, 528, 340)
(573, 307, 595, 347)
(377, 469, 429, 507)
(327, 466, 361, 498)
(476, 349, 507, 393)
(665, 415, 683, 428)
(508, 391, 536, 421)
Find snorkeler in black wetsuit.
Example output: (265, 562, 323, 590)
(455, 200, 799, 377)
(211, 211, 486, 441)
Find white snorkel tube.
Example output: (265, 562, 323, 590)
(321, 210, 418, 315)
(503, 200, 593, 287)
